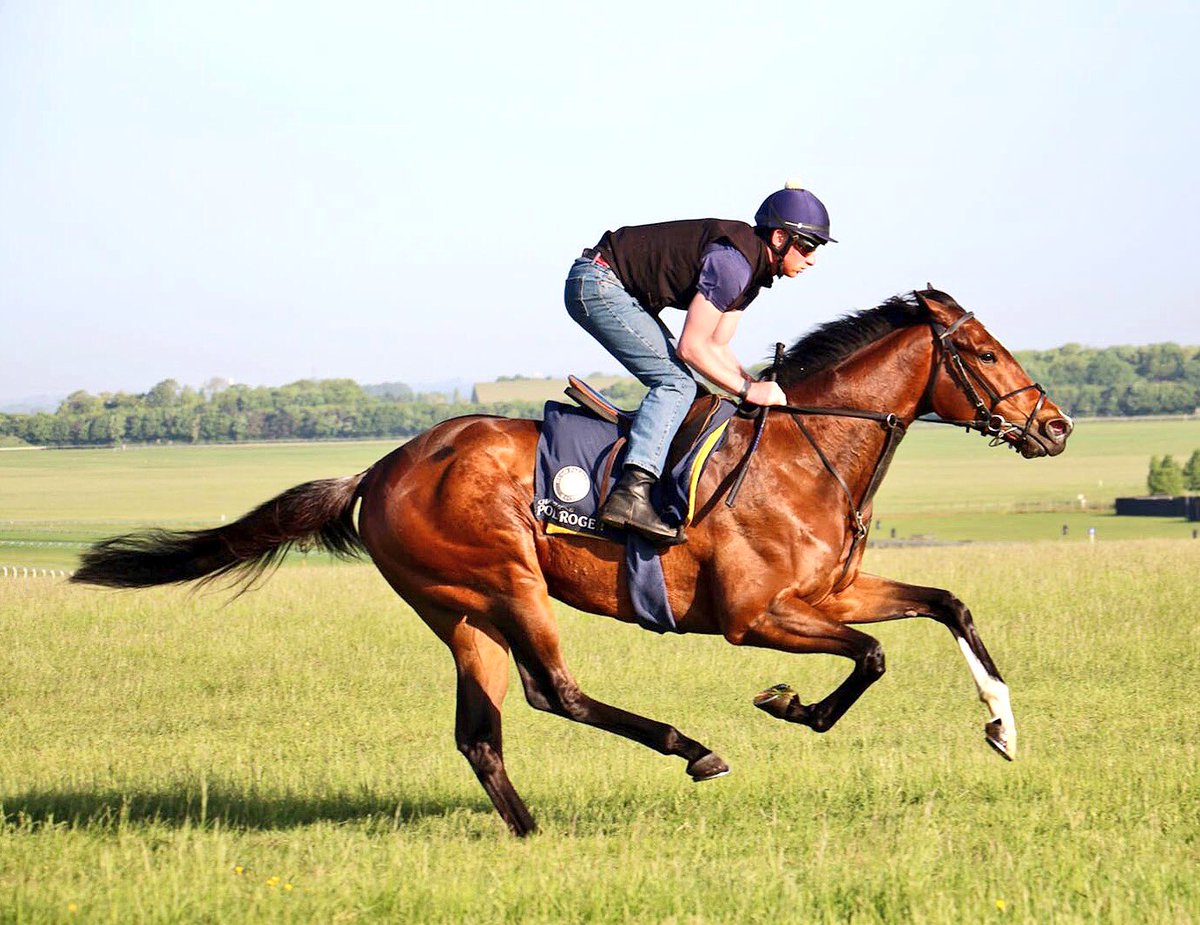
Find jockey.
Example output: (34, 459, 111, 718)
(564, 180, 835, 543)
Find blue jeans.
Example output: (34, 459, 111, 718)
(564, 257, 697, 479)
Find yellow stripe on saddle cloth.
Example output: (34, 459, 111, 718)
(538, 396, 735, 541)
(545, 423, 728, 538)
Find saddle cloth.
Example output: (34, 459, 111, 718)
(533, 399, 736, 633)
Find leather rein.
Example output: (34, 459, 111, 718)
(724, 313, 1048, 586)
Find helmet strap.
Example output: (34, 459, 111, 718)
(767, 231, 799, 278)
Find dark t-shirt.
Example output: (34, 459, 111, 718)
(696, 243, 753, 312)
(594, 218, 774, 315)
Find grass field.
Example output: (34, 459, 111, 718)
(1, 541, 1196, 922)
(1, 418, 1198, 921)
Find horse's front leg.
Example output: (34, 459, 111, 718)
(731, 590, 886, 734)
(822, 574, 1017, 760)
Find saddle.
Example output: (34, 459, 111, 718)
(563, 375, 727, 491)
(536, 380, 737, 633)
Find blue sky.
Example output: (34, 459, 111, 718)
(1, 1, 1197, 401)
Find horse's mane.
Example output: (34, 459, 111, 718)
(775, 289, 958, 386)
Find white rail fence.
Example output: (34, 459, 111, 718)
(0, 538, 81, 578)
(0, 535, 84, 578)
(1, 566, 73, 578)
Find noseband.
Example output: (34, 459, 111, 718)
(928, 312, 1047, 451)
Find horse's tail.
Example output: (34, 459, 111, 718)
(71, 471, 369, 591)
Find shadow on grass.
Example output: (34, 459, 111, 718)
(0, 785, 492, 832)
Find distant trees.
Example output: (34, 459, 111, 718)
(601, 380, 649, 408)
(1014, 342, 1200, 417)
(1145, 450, 1200, 495)
(0, 378, 543, 447)
(1147, 455, 1184, 495)
(7, 338, 1200, 447)
(1184, 450, 1200, 491)
(62, 390, 103, 415)
(145, 379, 182, 408)
(362, 381, 414, 401)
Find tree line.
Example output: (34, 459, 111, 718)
(0, 379, 543, 447)
(1013, 342, 1200, 417)
(1146, 451, 1200, 495)
(2, 340, 1197, 447)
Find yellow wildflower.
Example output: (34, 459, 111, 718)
(68, 904, 78, 914)
(996, 899, 1006, 912)
(284, 883, 294, 892)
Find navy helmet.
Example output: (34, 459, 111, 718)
(754, 180, 836, 244)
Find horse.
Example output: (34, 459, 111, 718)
(72, 288, 1072, 836)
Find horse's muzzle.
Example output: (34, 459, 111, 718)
(1019, 414, 1073, 458)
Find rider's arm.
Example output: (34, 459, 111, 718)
(678, 295, 786, 405)
(676, 243, 786, 405)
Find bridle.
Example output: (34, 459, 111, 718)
(723, 310, 1050, 588)
(927, 311, 1048, 450)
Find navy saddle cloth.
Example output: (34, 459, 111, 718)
(533, 400, 736, 633)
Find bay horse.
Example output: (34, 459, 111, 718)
(73, 289, 1072, 836)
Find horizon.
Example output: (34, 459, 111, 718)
(5, 333, 1200, 408)
(4, 333, 1198, 414)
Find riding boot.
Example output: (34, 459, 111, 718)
(599, 466, 679, 543)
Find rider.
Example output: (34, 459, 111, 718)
(564, 180, 835, 543)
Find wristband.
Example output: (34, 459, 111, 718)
(737, 378, 751, 401)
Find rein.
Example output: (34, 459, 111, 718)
(724, 312, 1047, 586)
(723, 346, 908, 588)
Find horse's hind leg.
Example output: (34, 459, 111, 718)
(438, 612, 538, 836)
(823, 574, 1017, 759)
(503, 590, 729, 782)
(735, 591, 887, 734)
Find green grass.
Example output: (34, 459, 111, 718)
(1, 542, 1196, 922)
(0, 441, 393, 524)
(0, 441, 396, 571)
(871, 416, 1200, 514)
(873, 510, 1200, 544)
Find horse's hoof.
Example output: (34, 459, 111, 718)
(753, 683, 797, 719)
(984, 717, 1015, 761)
(687, 751, 730, 782)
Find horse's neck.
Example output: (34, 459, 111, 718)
(773, 326, 934, 500)
(786, 325, 934, 421)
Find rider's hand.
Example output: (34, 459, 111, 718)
(745, 380, 787, 407)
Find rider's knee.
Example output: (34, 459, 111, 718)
(647, 369, 697, 397)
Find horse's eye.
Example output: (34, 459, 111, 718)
(980, 351, 997, 364)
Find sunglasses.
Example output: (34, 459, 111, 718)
(791, 234, 822, 256)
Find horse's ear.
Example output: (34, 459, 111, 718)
(926, 281, 933, 290)
(914, 288, 956, 325)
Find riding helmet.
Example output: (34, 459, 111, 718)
(754, 180, 837, 243)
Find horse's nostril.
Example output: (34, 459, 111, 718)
(1045, 418, 1072, 440)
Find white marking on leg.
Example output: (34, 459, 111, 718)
(956, 636, 1017, 757)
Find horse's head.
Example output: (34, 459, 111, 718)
(916, 289, 1072, 458)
